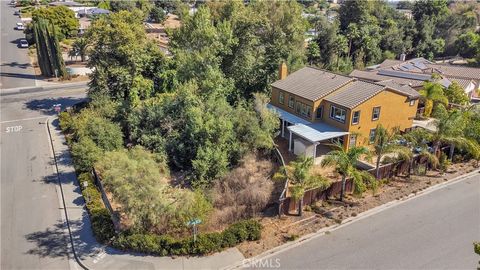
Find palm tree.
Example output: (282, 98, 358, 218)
(419, 80, 448, 117)
(69, 37, 90, 62)
(372, 124, 409, 179)
(274, 156, 329, 216)
(430, 109, 479, 160)
(321, 143, 374, 201)
(402, 128, 438, 176)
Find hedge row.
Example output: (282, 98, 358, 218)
(112, 219, 262, 256)
(77, 173, 116, 243)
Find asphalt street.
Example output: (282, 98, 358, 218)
(251, 174, 480, 270)
(1, 0, 36, 89)
(1, 87, 87, 270)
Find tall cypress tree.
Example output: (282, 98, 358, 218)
(33, 18, 67, 78)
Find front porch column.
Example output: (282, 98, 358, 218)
(313, 143, 318, 159)
(281, 119, 285, 138)
(288, 130, 292, 152)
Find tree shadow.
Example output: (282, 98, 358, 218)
(1, 61, 31, 69)
(0, 72, 36, 80)
(25, 221, 71, 259)
(24, 97, 85, 116)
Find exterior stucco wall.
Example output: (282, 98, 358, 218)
(271, 87, 315, 121)
(346, 90, 417, 147)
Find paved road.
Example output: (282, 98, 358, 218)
(1, 87, 87, 270)
(252, 174, 480, 269)
(1, 1, 36, 89)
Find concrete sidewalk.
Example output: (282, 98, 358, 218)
(47, 117, 245, 270)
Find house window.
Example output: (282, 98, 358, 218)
(296, 101, 301, 113)
(409, 99, 415, 106)
(330, 105, 346, 123)
(349, 134, 357, 147)
(288, 96, 294, 108)
(369, 128, 376, 144)
(352, 111, 360, 125)
(279, 92, 284, 104)
(316, 106, 323, 119)
(372, 107, 381, 121)
(306, 105, 311, 118)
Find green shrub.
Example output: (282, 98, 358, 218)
(111, 219, 262, 256)
(90, 208, 115, 243)
(78, 173, 103, 210)
(59, 111, 74, 133)
(194, 232, 223, 254)
(221, 229, 237, 248)
(71, 138, 103, 173)
(77, 172, 115, 243)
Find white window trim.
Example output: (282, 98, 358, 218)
(352, 110, 360, 125)
(288, 96, 295, 108)
(372, 107, 381, 121)
(330, 105, 346, 123)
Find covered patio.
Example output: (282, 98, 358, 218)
(268, 104, 349, 164)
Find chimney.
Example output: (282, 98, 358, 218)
(400, 53, 406, 62)
(279, 62, 288, 80)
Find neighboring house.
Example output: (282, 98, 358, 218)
(269, 64, 419, 163)
(350, 58, 480, 102)
(145, 14, 181, 56)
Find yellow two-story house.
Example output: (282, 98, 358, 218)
(269, 64, 419, 162)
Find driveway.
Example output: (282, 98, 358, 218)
(248, 174, 480, 269)
(1, 1, 36, 89)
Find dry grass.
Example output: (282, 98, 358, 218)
(208, 154, 275, 230)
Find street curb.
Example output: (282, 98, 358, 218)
(223, 168, 480, 269)
(1, 81, 88, 96)
(46, 116, 91, 270)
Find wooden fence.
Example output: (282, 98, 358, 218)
(278, 154, 431, 215)
(279, 178, 353, 215)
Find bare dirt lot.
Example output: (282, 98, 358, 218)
(237, 160, 479, 257)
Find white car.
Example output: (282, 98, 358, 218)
(15, 22, 24, 30)
(19, 39, 28, 48)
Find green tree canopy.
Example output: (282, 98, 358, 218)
(32, 6, 79, 40)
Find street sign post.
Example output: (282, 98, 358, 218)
(187, 218, 202, 244)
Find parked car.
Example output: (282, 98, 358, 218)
(14, 10, 20, 16)
(18, 39, 28, 48)
(15, 22, 24, 30)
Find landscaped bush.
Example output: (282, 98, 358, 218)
(58, 111, 74, 133)
(111, 219, 262, 256)
(90, 208, 116, 243)
(71, 138, 103, 173)
(78, 173, 116, 243)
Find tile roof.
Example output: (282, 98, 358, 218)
(271, 67, 354, 101)
(350, 69, 424, 87)
(377, 80, 420, 98)
(379, 59, 404, 68)
(324, 80, 385, 109)
(445, 77, 475, 89)
(427, 64, 480, 80)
